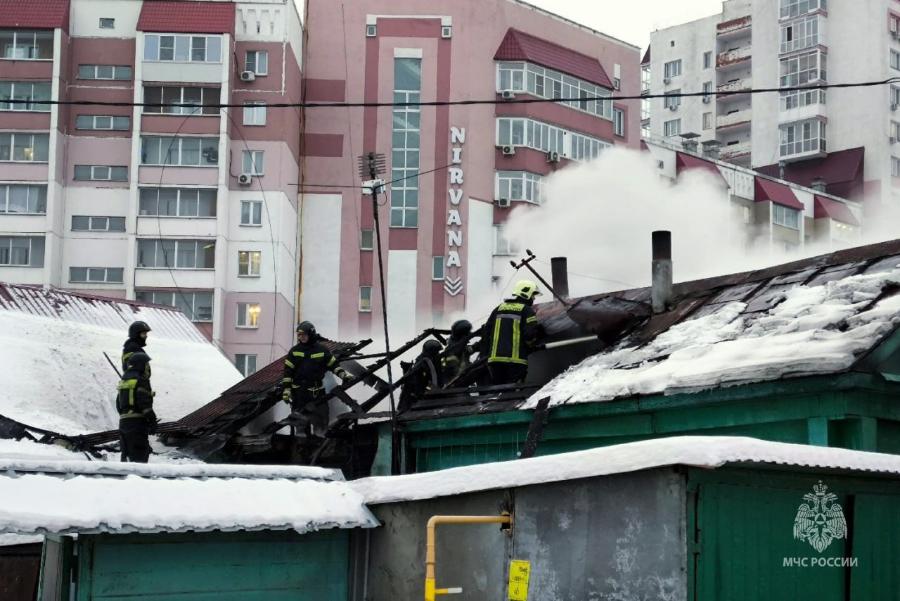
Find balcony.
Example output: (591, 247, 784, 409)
(717, 46, 752, 69)
(717, 109, 752, 129)
(717, 16, 752, 37)
(720, 141, 751, 161)
(717, 78, 751, 102)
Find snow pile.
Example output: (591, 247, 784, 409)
(352, 436, 900, 505)
(0, 466, 377, 536)
(0, 310, 242, 434)
(527, 264, 900, 408)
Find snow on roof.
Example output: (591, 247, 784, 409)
(0, 462, 377, 536)
(351, 436, 900, 505)
(0, 285, 242, 434)
(527, 261, 900, 408)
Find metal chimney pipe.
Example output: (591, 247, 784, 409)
(550, 257, 569, 299)
(651, 231, 673, 314)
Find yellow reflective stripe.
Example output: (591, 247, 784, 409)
(512, 318, 521, 362)
(281, 377, 293, 384)
(498, 302, 524, 312)
(284, 359, 295, 369)
(526, 316, 538, 324)
(490, 318, 503, 361)
(310, 352, 326, 359)
(487, 356, 528, 365)
(327, 356, 336, 367)
(292, 351, 306, 358)
(117, 379, 137, 391)
(122, 352, 133, 363)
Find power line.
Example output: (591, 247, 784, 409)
(300, 162, 454, 191)
(6, 77, 900, 110)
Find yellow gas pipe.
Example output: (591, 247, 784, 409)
(424, 513, 512, 601)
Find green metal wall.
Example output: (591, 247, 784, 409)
(75, 530, 349, 601)
(689, 469, 900, 601)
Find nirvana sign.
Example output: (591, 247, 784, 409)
(444, 126, 466, 297)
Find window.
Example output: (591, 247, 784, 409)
(0, 236, 45, 267)
(496, 171, 545, 205)
(773, 204, 801, 230)
(0, 185, 46, 214)
(238, 250, 261, 277)
(891, 13, 900, 35)
(69, 267, 123, 283)
(137, 239, 215, 269)
(892, 156, 900, 177)
(245, 50, 268, 75)
(0, 30, 54, 60)
(664, 59, 682, 79)
(664, 90, 681, 110)
(493, 224, 518, 256)
(496, 62, 613, 119)
(141, 136, 219, 166)
(703, 51, 713, 69)
(144, 34, 222, 63)
(236, 302, 261, 328)
(0, 82, 51, 111)
(892, 121, 900, 141)
(432, 256, 444, 281)
(242, 101, 266, 126)
(780, 15, 820, 54)
(0, 133, 49, 162)
(780, 51, 826, 87)
(242, 150, 264, 175)
(358, 286, 372, 312)
(702, 81, 713, 102)
(779, 118, 826, 157)
(892, 50, 900, 71)
(780, 0, 825, 20)
(74, 165, 128, 181)
(143, 86, 220, 116)
(136, 290, 213, 322)
(235, 354, 258, 376)
(781, 88, 825, 111)
(893, 85, 900, 108)
(664, 119, 682, 137)
(391, 57, 422, 228)
(240, 200, 263, 226)
(139, 188, 217, 217)
(496, 117, 610, 161)
(78, 65, 132, 80)
(75, 115, 130, 130)
(703, 112, 713, 130)
(613, 108, 625, 137)
(71, 216, 126, 232)
(99, 18, 115, 29)
(360, 229, 374, 250)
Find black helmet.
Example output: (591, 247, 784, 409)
(296, 321, 317, 338)
(125, 351, 151, 371)
(128, 321, 151, 339)
(423, 340, 443, 356)
(451, 319, 472, 337)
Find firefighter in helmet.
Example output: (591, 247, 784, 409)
(483, 280, 544, 385)
(399, 339, 444, 413)
(281, 321, 352, 436)
(441, 319, 475, 383)
(117, 321, 157, 462)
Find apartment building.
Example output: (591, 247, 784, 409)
(647, 0, 899, 206)
(301, 0, 641, 340)
(0, 0, 303, 375)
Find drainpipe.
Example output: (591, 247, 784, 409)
(425, 513, 513, 601)
(550, 256, 569, 299)
(651, 230, 673, 314)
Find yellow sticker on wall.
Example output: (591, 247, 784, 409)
(508, 559, 531, 601)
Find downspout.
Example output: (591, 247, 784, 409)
(424, 513, 513, 601)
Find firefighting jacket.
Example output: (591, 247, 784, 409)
(282, 340, 349, 393)
(117, 352, 154, 419)
(483, 299, 541, 366)
(121, 338, 145, 373)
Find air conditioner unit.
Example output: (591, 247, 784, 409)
(893, 103, 900, 112)
(366, 24, 377, 37)
(546, 151, 561, 163)
(702, 96, 712, 104)
(500, 144, 516, 156)
(238, 173, 253, 186)
(495, 197, 511, 208)
(500, 90, 516, 100)
(668, 104, 678, 111)
(613, 77, 621, 91)
(892, 30, 899, 39)
(240, 70, 256, 82)
(663, 77, 671, 85)
(441, 25, 452, 38)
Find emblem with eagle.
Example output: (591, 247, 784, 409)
(792, 481, 847, 553)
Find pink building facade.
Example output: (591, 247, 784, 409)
(0, 0, 304, 376)
(301, 0, 642, 340)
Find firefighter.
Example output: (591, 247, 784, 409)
(441, 319, 474, 382)
(483, 280, 544, 385)
(117, 349, 157, 463)
(122, 320, 151, 372)
(281, 321, 352, 437)
(399, 339, 444, 413)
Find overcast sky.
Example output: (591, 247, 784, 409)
(523, 0, 722, 49)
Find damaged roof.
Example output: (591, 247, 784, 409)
(528, 239, 900, 408)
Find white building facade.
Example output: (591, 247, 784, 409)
(647, 0, 898, 205)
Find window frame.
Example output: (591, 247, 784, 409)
(495, 171, 545, 205)
(135, 289, 214, 322)
(0, 236, 45, 267)
(0, 133, 50, 163)
(779, 118, 826, 158)
(235, 353, 258, 376)
(241, 150, 265, 175)
(242, 101, 267, 126)
(358, 286, 373, 312)
(663, 118, 682, 137)
(664, 59, 683, 79)
(98, 18, 115, 29)
(141, 136, 220, 167)
(239, 200, 263, 226)
(360, 229, 374, 251)
(772, 203, 801, 230)
(138, 187, 217, 218)
(432, 256, 445, 281)
(0, 81, 51, 112)
(69, 266, 124, 284)
(136, 239, 216, 270)
(0, 30, 54, 61)
(495, 61, 613, 120)
(77, 65, 132, 81)
(0, 184, 47, 214)
(613, 107, 625, 137)
(245, 50, 268, 76)
(236, 302, 261, 329)
(73, 165, 128, 182)
(495, 117, 609, 161)
(143, 33, 223, 64)
(237, 250, 262, 277)
(142, 85, 220, 116)
(71, 215, 126, 232)
(75, 114, 130, 131)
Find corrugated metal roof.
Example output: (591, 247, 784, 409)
(137, 0, 235, 34)
(755, 176, 803, 210)
(0, 283, 207, 343)
(0, 0, 69, 30)
(494, 28, 613, 89)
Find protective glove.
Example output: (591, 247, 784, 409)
(282, 388, 291, 402)
(143, 409, 159, 433)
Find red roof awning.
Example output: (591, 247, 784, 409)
(676, 152, 727, 185)
(494, 28, 613, 89)
(0, 0, 69, 30)
(137, 1, 235, 35)
(814, 195, 859, 226)
(755, 177, 803, 210)
(756, 147, 865, 200)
